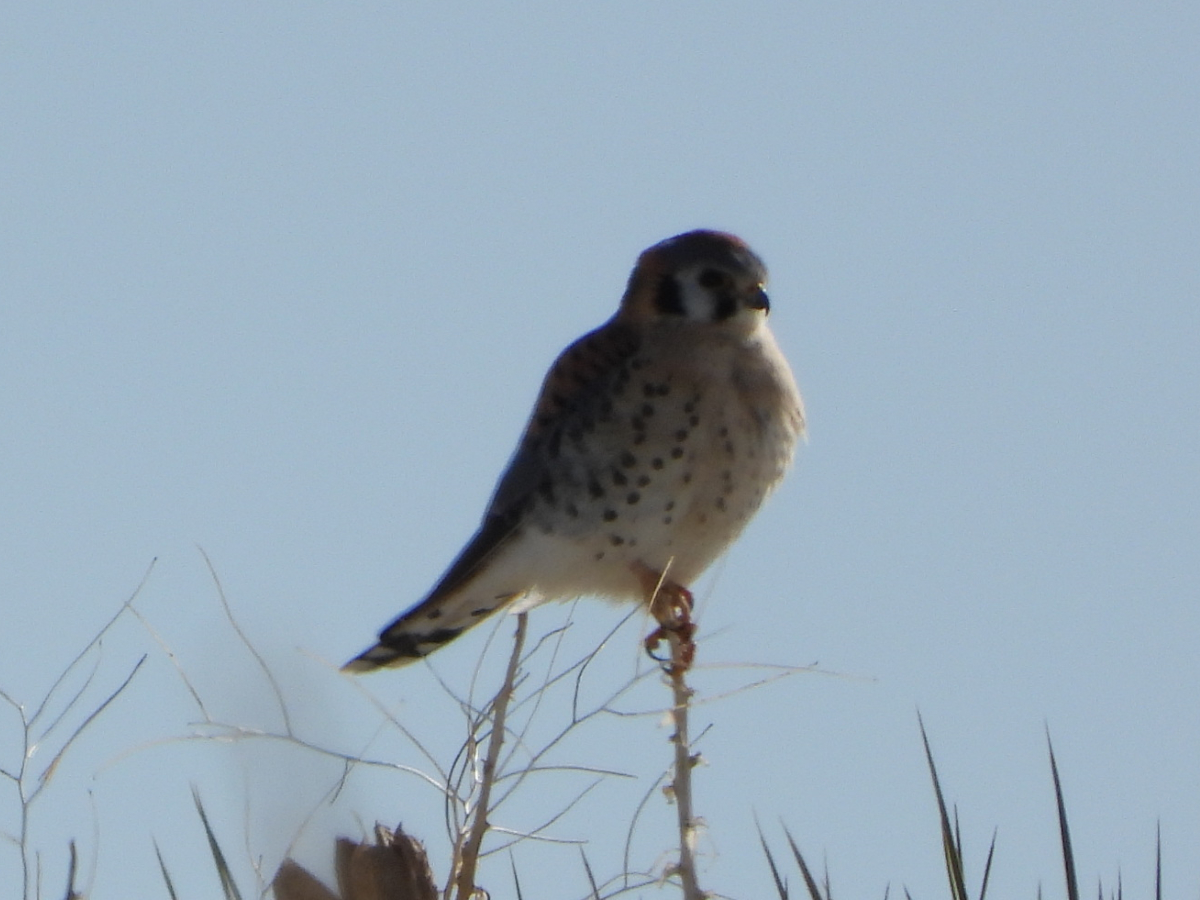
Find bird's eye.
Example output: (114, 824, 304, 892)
(698, 268, 730, 290)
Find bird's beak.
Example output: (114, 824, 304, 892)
(748, 286, 770, 313)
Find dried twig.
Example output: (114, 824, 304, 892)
(0, 567, 152, 900)
(451, 612, 528, 900)
(664, 630, 704, 900)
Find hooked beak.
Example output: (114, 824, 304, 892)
(748, 286, 770, 314)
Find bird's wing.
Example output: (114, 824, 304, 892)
(342, 320, 641, 671)
(486, 318, 640, 513)
(420, 318, 641, 597)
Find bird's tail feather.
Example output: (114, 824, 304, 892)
(342, 590, 524, 673)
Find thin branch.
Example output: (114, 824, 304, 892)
(327, 651, 451, 785)
(489, 667, 650, 814)
(198, 547, 294, 737)
(494, 763, 634, 783)
(28, 560, 156, 727)
(452, 612, 528, 900)
(623, 770, 667, 884)
(35, 653, 105, 755)
(35, 656, 146, 794)
(665, 631, 704, 900)
(126, 725, 451, 795)
(481, 778, 604, 855)
(124, 600, 212, 722)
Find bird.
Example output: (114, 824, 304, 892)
(344, 229, 805, 673)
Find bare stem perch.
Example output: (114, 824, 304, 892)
(666, 630, 704, 900)
(452, 612, 528, 900)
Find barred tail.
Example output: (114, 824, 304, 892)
(342, 589, 522, 673)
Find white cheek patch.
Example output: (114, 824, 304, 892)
(678, 281, 717, 322)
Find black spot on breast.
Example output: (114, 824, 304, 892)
(588, 477, 605, 499)
(671, 447, 684, 459)
(626, 491, 640, 505)
(611, 468, 628, 487)
(654, 275, 685, 316)
(610, 535, 625, 546)
(566, 503, 580, 518)
(674, 429, 689, 442)
(641, 403, 655, 417)
(427, 608, 442, 620)
(619, 450, 637, 468)
(636, 475, 651, 487)
(538, 479, 557, 506)
(651, 457, 664, 470)
(688, 415, 700, 427)
(603, 509, 617, 522)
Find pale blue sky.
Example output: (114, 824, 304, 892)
(3, 3, 1198, 897)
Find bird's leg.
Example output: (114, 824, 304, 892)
(632, 562, 696, 674)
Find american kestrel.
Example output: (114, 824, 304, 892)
(344, 230, 804, 673)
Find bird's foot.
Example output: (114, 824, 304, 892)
(633, 563, 697, 676)
(643, 620, 697, 676)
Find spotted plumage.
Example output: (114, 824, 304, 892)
(344, 230, 805, 673)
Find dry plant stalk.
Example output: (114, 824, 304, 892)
(664, 629, 704, 900)
(0, 564, 153, 900)
(450, 612, 528, 900)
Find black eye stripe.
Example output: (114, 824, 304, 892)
(698, 268, 729, 289)
(653, 274, 686, 316)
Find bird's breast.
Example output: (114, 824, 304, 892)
(520, 326, 802, 598)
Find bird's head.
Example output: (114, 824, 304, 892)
(619, 230, 770, 332)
